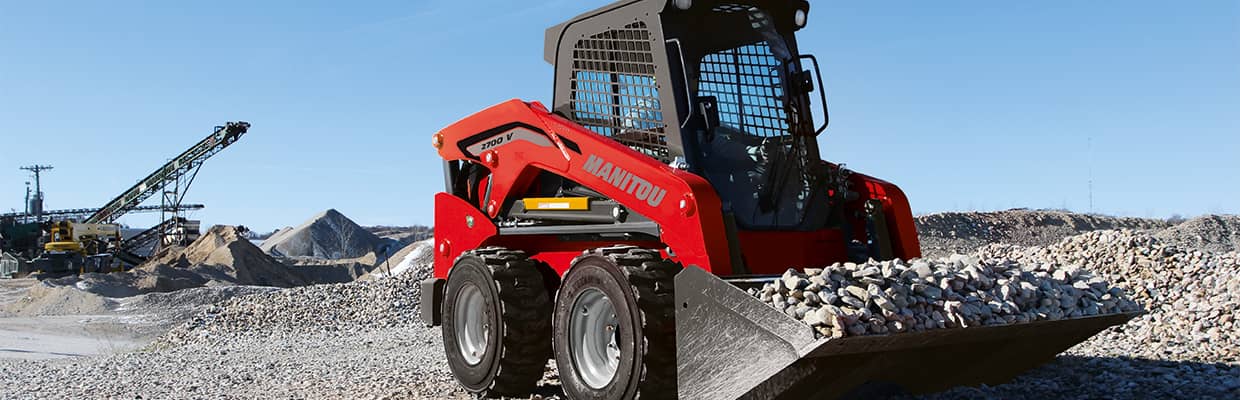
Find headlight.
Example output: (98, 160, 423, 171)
(794, 9, 807, 27)
(673, 0, 692, 10)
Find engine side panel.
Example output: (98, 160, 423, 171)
(434, 99, 733, 276)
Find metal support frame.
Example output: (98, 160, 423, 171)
(159, 160, 205, 250)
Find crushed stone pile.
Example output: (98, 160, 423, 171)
(145, 225, 311, 288)
(977, 229, 1240, 363)
(261, 209, 389, 259)
(752, 256, 1138, 339)
(916, 209, 1169, 258)
(92, 225, 306, 295)
(1154, 214, 1240, 253)
(155, 252, 435, 349)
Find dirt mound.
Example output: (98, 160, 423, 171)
(1155, 214, 1240, 253)
(8, 226, 309, 314)
(147, 225, 310, 288)
(916, 209, 1170, 258)
(1, 283, 116, 316)
(261, 209, 388, 259)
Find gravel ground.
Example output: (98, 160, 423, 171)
(0, 256, 560, 399)
(0, 271, 471, 399)
(2, 211, 1237, 399)
(910, 355, 1239, 400)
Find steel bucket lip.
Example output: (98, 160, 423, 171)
(798, 311, 1143, 358)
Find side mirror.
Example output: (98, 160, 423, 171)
(798, 54, 829, 135)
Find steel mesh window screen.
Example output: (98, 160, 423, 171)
(569, 21, 669, 161)
(711, 3, 753, 13)
(697, 41, 790, 138)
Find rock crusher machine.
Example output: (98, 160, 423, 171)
(421, 1, 1134, 398)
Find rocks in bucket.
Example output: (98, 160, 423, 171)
(749, 255, 1140, 339)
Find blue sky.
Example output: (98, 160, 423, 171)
(1, 0, 1236, 233)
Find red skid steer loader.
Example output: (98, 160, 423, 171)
(420, 1, 1135, 398)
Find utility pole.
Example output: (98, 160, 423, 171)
(20, 165, 53, 222)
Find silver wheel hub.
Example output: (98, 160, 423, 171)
(454, 283, 489, 365)
(569, 287, 621, 389)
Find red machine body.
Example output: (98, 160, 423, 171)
(431, 99, 919, 281)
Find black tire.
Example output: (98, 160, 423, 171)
(553, 246, 680, 400)
(442, 247, 552, 398)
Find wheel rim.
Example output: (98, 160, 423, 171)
(569, 287, 621, 389)
(454, 283, 488, 365)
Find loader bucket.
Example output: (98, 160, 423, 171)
(675, 266, 1138, 399)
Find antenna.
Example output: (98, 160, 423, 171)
(1087, 137, 1094, 214)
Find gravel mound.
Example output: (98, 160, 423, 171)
(261, 209, 389, 259)
(916, 209, 1169, 258)
(114, 285, 279, 316)
(1155, 214, 1240, 253)
(154, 275, 423, 348)
(1, 284, 116, 316)
(144, 225, 310, 288)
(753, 256, 1137, 338)
(47, 226, 307, 297)
(978, 230, 1240, 363)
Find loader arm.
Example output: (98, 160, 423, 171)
(433, 99, 734, 276)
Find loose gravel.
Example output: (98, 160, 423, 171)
(0, 262, 467, 400)
(3, 211, 1238, 399)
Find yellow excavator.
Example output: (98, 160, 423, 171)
(35, 221, 123, 275)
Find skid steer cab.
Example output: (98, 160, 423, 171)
(419, 1, 1132, 399)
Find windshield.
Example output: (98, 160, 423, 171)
(693, 7, 826, 230)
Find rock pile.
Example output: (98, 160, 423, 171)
(978, 229, 1240, 362)
(1155, 214, 1240, 253)
(751, 255, 1139, 338)
(154, 253, 434, 348)
(145, 225, 311, 288)
(916, 209, 1169, 258)
(261, 209, 390, 259)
